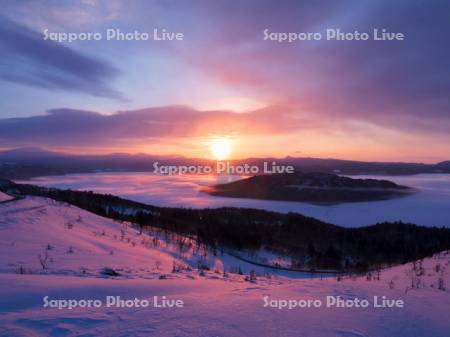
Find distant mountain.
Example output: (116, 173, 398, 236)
(232, 157, 443, 175)
(437, 161, 450, 169)
(0, 147, 208, 179)
(205, 172, 412, 204)
(0, 147, 449, 179)
(0, 147, 64, 160)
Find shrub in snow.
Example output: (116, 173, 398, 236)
(434, 263, 441, 273)
(38, 250, 50, 269)
(152, 237, 160, 247)
(389, 280, 395, 289)
(438, 277, 446, 291)
(196, 260, 210, 271)
(172, 261, 185, 273)
(411, 276, 422, 289)
(413, 260, 425, 276)
(15, 265, 32, 274)
(245, 270, 257, 282)
(100, 267, 121, 276)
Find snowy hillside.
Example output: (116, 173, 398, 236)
(0, 197, 181, 277)
(0, 197, 449, 337)
(0, 191, 13, 202)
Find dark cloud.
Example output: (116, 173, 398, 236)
(1, 1, 449, 155)
(0, 16, 124, 99)
(0, 106, 318, 147)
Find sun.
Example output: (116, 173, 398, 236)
(210, 137, 231, 160)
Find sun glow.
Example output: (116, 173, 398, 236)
(210, 137, 232, 160)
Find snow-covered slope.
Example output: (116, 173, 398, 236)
(0, 196, 310, 279)
(0, 191, 13, 202)
(0, 197, 180, 277)
(0, 197, 449, 337)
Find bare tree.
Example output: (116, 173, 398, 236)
(38, 250, 49, 269)
(388, 280, 395, 289)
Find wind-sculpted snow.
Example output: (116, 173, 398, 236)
(0, 197, 449, 337)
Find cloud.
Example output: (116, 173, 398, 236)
(0, 15, 124, 99)
(0, 105, 318, 148)
(172, 0, 450, 133)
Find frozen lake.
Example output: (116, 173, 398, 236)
(19, 172, 450, 228)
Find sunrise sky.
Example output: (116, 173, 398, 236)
(0, 0, 449, 162)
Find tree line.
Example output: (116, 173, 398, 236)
(2, 179, 450, 272)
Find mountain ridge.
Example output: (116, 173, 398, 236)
(0, 147, 449, 179)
